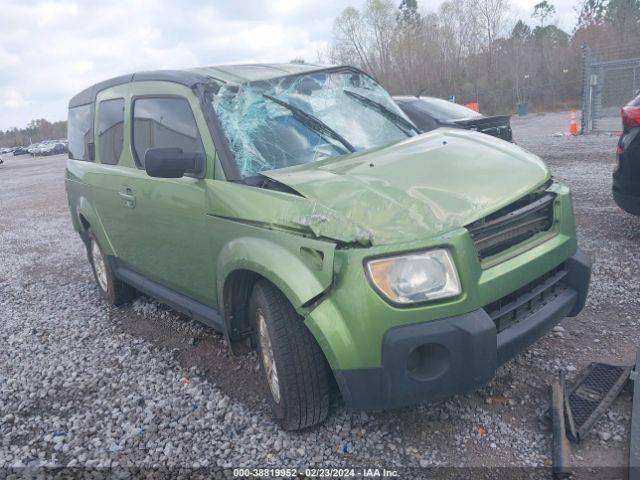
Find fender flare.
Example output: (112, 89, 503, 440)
(76, 196, 115, 256)
(217, 236, 335, 311)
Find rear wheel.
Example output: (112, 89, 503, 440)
(87, 230, 136, 305)
(249, 280, 330, 430)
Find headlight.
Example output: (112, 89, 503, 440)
(366, 249, 461, 304)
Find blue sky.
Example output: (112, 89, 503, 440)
(0, 0, 578, 130)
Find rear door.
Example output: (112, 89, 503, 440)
(76, 84, 134, 257)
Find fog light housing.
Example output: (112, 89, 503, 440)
(406, 343, 450, 381)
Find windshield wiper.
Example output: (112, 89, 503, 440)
(343, 90, 420, 135)
(263, 94, 355, 153)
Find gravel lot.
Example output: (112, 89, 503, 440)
(1, 111, 637, 477)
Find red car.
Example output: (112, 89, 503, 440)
(613, 93, 640, 215)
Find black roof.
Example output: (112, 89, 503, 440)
(68, 70, 212, 108)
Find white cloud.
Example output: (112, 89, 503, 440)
(238, 25, 287, 51)
(1, 88, 27, 108)
(0, 0, 576, 130)
(0, 0, 357, 129)
(272, 0, 304, 15)
(33, 1, 79, 27)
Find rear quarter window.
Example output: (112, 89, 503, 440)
(97, 98, 125, 165)
(68, 104, 92, 160)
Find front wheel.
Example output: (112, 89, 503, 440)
(250, 280, 330, 430)
(87, 230, 136, 305)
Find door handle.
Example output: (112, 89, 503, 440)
(118, 188, 136, 208)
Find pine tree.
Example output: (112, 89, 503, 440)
(398, 0, 420, 26)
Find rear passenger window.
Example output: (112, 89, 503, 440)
(68, 104, 92, 160)
(132, 97, 205, 168)
(97, 98, 125, 165)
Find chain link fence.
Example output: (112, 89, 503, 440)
(581, 44, 640, 134)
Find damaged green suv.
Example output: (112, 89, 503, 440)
(66, 64, 591, 430)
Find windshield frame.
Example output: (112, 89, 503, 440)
(201, 65, 414, 183)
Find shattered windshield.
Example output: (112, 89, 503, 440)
(212, 69, 417, 178)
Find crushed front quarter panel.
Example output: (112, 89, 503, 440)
(205, 178, 373, 246)
(263, 128, 550, 246)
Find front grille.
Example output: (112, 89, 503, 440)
(484, 263, 567, 333)
(467, 191, 556, 259)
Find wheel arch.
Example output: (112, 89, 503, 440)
(75, 196, 115, 255)
(218, 236, 335, 347)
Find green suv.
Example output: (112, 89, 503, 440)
(65, 64, 591, 430)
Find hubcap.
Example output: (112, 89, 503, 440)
(91, 240, 108, 292)
(257, 311, 280, 403)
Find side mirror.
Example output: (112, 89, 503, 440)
(144, 148, 201, 178)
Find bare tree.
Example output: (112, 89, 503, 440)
(325, 0, 632, 114)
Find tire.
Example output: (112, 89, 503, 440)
(87, 230, 136, 305)
(249, 280, 330, 430)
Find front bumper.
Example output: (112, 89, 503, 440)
(333, 250, 591, 411)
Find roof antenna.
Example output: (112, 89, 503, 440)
(416, 86, 428, 98)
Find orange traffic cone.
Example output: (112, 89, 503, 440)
(569, 109, 578, 136)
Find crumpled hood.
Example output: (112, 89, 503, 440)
(262, 129, 550, 245)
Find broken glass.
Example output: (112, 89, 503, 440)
(212, 68, 417, 178)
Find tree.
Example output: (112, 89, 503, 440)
(512, 20, 531, 39)
(398, 0, 420, 25)
(533, 25, 569, 47)
(573, 0, 610, 50)
(532, 1, 556, 28)
(0, 119, 66, 147)
(576, 0, 607, 29)
(329, 1, 397, 81)
(605, 0, 640, 49)
(606, 0, 640, 23)
(477, 0, 511, 85)
(325, 0, 584, 114)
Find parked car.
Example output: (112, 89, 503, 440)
(27, 143, 42, 155)
(13, 146, 29, 155)
(22, 141, 68, 156)
(41, 141, 68, 156)
(613, 92, 640, 215)
(394, 96, 513, 142)
(66, 64, 591, 430)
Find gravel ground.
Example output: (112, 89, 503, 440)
(1, 112, 637, 477)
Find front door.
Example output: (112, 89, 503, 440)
(125, 90, 216, 304)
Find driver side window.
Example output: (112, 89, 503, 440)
(132, 97, 205, 172)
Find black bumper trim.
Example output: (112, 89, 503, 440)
(565, 249, 592, 316)
(496, 287, 576, 365)
(334, 250, 592, 411)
